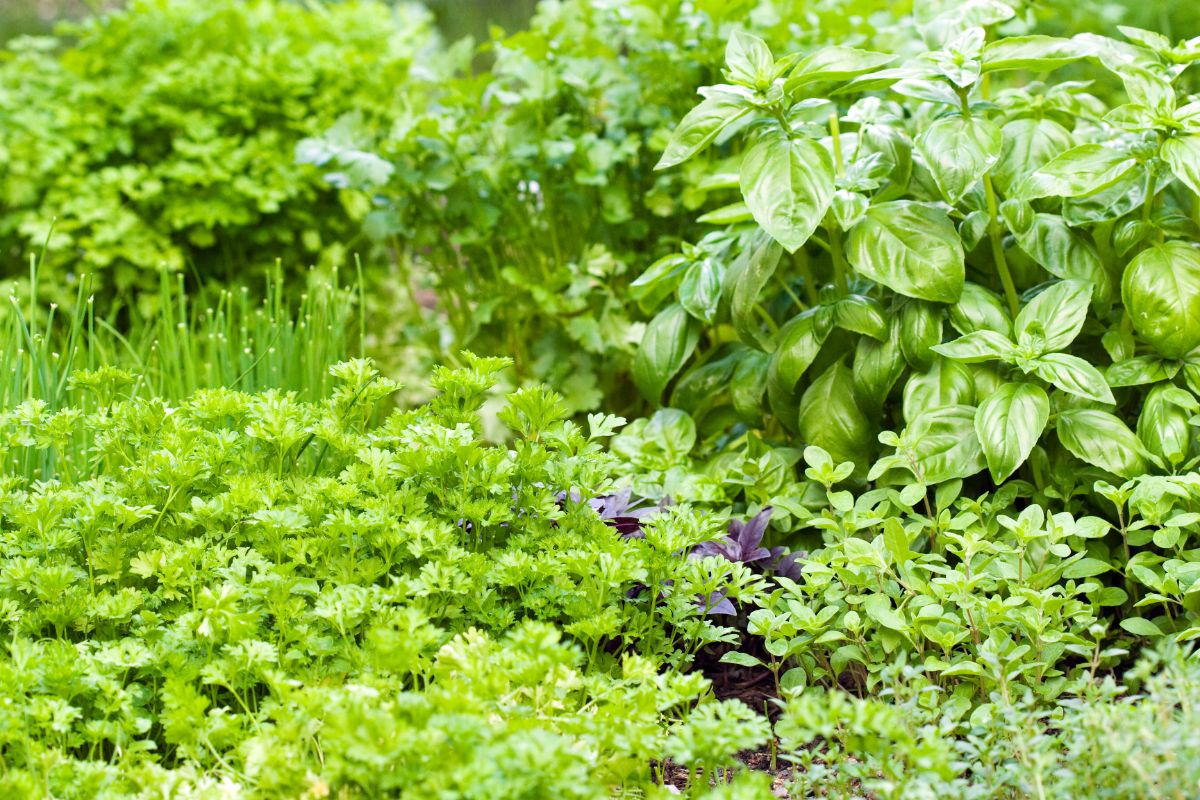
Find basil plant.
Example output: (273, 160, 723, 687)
(644, 0, 1200, 500)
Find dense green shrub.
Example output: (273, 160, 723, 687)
(301, 0, 910, 413)
(0, 0, 433, 293)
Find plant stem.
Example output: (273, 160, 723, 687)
(983, 173, 1019, 318)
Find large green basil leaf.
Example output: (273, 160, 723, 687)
(834, 294, 888, 341)
(852, 329, 906, 408)
(904, 405, 986, 484)
(767, 306, 834, 426)
(982, 35, 1084, 72)
(656, 90, 751, 170)
(902, 357, 975, 423)
(916, 116, 1002, 204)
(679, 258, 724, 324)
(1121, 241, 1200, 358)
(974, 382, 1049, 481)
(932, 330, 1014, 363)
(846, 201, 964, 303)
(993, 118, 1074, 195)
(949, 282, 1011, 336)
(1031, 353, 1115, 403)
(898, 300, 943, 371)
(1008, 215, 1111, 302)
(634, 304, 700, 402)
(1162, 135, 1200, 197)
(1014, 280, 1092, 353)
(725, 30, 774, 86)
(786, 46, 896, 90)
(798, 362, 873, 473)
(730, 235, 784, 350)
(1137, 385, 1197, 467)
(1057, 408, 1149, 479)
(740, 133, 835, 253)
(731, 349, 771, 422)
(1015, 144, 1139, 199)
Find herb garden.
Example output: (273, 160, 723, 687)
(3, 0, 1200, 797)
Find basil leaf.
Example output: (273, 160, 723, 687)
(1121, 241, 1200, 358)
(786, 46, 896, 90)
(767, 307, 834, 425)
(740, 133, 835, 253)
(993, 118, 1074, 195)
(679, 258, 724, 324)
(656, 90, 751, 170)
(932, 330, 1014, 363)
(902, 358, 976, 423)
(974, 382, 1049, 482)
(1031, 353, 1116, 404)
(981, 35, 1084, 72)
(1014, 280, 1092, 352)
(916, 116, 1002, 204)
(1056, 408, 1149, 478)
(633, 304, 700, 402)
(949, 282, 1011, 337)
(730, 234, 784, 350)
(798, 362, 873, 473)
(1162, 134, 1200, 198)
(846, 201, 965, 303)
(1015, 144, 1139, 199)
(904, 405, 986, 484)
(1137, 385, 1194, 467)
(834, 294, 888, 341)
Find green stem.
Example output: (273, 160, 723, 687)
(983, 173, 1019, 318)
(1142, 169, 1158, 224)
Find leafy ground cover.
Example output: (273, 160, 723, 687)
(5, 0, 1200, 797)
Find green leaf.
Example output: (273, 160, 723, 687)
(1120, 617, 1164, 637)
(1107, 356, 1180, 388)
(1138, 384, 1193, 467)
(993, 118, 1074, 195)
(786, 46, 896, 90)
(916, 116, 1002, 204)
(679, 259, 724, 324)
(1014, 280, 1092, 352)
(1162, 135, 1200, 197)
(656, 91, 751, 170)
(731, 235, 784, 350)
(902, 358, 975, 423)
(846, 202, 964, 303)
(974, 382, 1049, 481)
(932, 330, 1014, 363)
(852, 330, 906, 408)
(1063, 557, 1113, 579)
(904, 405, 986, 484)
(1032, 353, 1115, 404)
(726, 30, 774, 86)
(982, 35, 1084, 72)
(740, 133, 835, 253)
(1008, 215, 1110, 301)
(897, 300, 943, 371)
(731, 349, 771, 422)
(767, 307, 833, 425)
(719, 651, 766, 668)
(949, 283, 1011, 336)
(1122, 241, 1200, 358)
(1057, 408, 1148, 478)
(633, 304, 700, 402)
(834, 294, 888, 341)
(798, 362, 872, 473)
(1015, 144, 1139, 199)
(862, 593, 908, 633)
